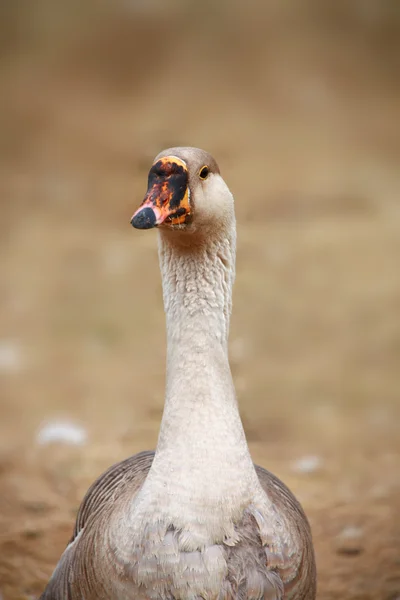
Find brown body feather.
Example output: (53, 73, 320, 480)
(40, 451, 316, 600)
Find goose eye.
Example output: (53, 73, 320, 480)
(199, 166, 210, 180)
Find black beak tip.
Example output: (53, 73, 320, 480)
(131, 207, 157, 230)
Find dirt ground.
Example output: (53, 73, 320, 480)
(1, 2, 400, 599)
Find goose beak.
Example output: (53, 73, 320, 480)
(131, 156, 191, 229)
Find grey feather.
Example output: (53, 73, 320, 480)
(40, 452, 316, 600)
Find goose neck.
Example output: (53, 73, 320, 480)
(158, 228, 236, 348)
(128, 225, 266, 535)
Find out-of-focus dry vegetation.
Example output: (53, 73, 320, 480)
(1, 1, 400, 598)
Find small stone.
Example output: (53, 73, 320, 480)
(36, 421, 88, 446)
(335, 525, 364, 556)
(291, 455, 323, 474)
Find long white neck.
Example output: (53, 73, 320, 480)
(157, 225, 239, 455)
(127, 219, 269, 546)
(160, 225, 235, 350)
(136, 219, 263, 521)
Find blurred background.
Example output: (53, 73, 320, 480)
(1, 0, 399, 598)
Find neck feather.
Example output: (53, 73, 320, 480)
(145, 224, 261, 506)
(160, 226, 236, 349)
(157, 225, 238, 451)
(128, 222, 268, 544)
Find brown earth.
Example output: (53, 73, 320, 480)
(1, 2, 399, 599)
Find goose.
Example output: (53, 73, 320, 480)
(40, 147, 316, 600)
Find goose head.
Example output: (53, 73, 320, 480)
(131, 147, 234, 235)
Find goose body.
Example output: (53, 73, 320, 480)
(40, 147, 316, 599)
